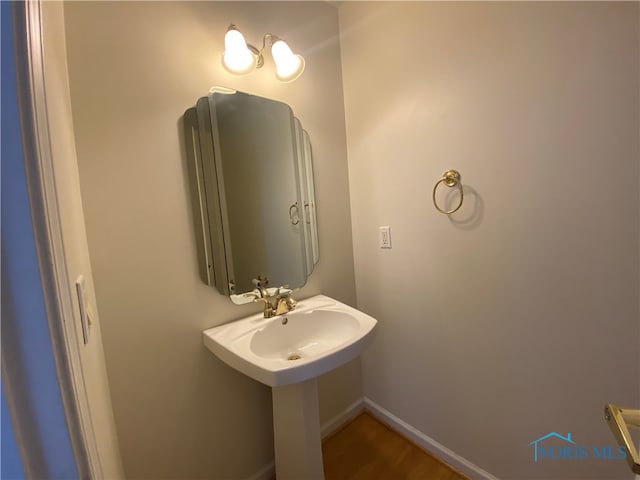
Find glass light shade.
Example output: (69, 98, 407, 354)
(271, 40, 305, 82)
(222, 29, 256, 75)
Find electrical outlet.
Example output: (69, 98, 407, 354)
(379, 226, 392, 249)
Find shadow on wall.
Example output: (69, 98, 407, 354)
(442, 185, 485, 230)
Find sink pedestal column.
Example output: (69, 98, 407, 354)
(272, 378, 324, 480)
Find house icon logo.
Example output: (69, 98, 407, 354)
(528, 432, 576, 462)
(528, 431, 626, 463)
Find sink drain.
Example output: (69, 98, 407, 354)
(287, 353, 302, 361)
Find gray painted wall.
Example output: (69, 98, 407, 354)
(60, 1, 639, 478)
(340, 2, 639, 479)
(63, 2, 358, 478)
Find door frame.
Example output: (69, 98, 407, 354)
(8, 1, 109, 477)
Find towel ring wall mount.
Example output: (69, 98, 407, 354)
(433, 169, 464, 215)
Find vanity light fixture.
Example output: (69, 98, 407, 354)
(221, 24, 305, 82)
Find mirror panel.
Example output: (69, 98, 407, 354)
(184, 89, 318, 302)
(302, 129, 319, 267)
(293, 118, 319, 276)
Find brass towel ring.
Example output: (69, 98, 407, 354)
(433, 170, 463, 215)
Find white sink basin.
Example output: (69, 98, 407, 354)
(202, 295, 377, 386)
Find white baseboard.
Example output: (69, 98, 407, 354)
(321, 396, 366, 439)
(246, 460, 275, 480)
(364, 397, 498, 480)
(247, 395, 496, 480)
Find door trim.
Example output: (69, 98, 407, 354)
(12, 1, 102, 477)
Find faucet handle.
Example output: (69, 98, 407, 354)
(253, 297, 276, 318)
(275, 295, 296, 315)
(274, 285, 291, 298)
(252, 276, 269, 287)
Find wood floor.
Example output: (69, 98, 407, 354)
(322, 412, 469, 480)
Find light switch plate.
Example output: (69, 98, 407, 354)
(379, 226, 392, 249)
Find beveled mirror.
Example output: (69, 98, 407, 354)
(183, 87, 318, 303)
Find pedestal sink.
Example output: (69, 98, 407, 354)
(202, 295, 377, 479)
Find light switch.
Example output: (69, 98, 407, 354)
(75, 275, 90, 345)
(379, 226, 392, 249)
